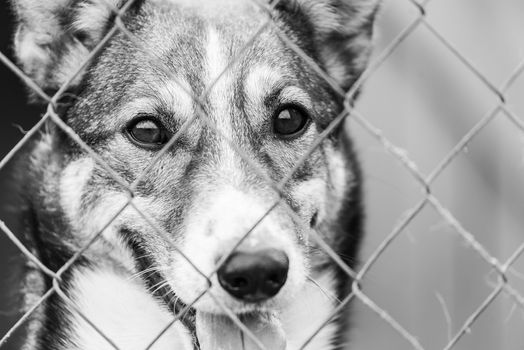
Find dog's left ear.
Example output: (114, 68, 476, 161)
(10, 0, 123, 92)
(288, 0, 380, 91)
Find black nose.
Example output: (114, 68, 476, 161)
(217, 249, 289, 302)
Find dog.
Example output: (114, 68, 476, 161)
(9, 0, 379, 349)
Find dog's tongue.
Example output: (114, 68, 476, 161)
(196, 312, 286, 350)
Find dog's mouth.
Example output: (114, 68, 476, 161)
(157, 287, 286, 350)
(142, 266, 286, 350)
(196, 311, 286, 350)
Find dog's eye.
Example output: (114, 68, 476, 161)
(273, 107, 310, 139)
(126, 118, 170, 148)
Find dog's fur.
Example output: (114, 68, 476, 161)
(9, 0, 379, 349)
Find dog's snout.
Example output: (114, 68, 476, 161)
(217, 249, 289, 302)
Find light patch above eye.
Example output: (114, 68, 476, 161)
(244, 66, 313, 110)
(277, 86, 313, 112)
(245, 65, 285, 102)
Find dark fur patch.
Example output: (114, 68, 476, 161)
(120, 227, 199, 349)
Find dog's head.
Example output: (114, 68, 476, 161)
(13, 0, 378, 342)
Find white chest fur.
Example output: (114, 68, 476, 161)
(69, 268, 193, 350)
(281, 270, 338, 350)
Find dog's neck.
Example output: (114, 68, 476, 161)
(59, 266, 339, 350)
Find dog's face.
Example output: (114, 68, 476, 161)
(13, 0, 377, 326)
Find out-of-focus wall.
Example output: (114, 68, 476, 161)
(350, 0, 524, 349)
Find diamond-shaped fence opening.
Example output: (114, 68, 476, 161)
(1, 0, 524, 349)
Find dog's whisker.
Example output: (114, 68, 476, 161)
(150, 281, 171, 295)
(133, 263, 170, 278)
(143, 278, 167, 292)
(129, 266, 157, 277)
(306, 275, 341, 304)
(128, 266, 163, 281)
(133, 252, 158, 260)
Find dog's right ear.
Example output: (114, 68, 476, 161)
(10, 0, 122, 92)
(278, 0, 380, 92)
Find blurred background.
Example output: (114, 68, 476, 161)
(1, 0, 524, 349)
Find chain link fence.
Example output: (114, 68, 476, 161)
(1, 0, 524, 349)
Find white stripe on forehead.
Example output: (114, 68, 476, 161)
(206, 27, 229, 97)
(205, 26, 241, 184)
(158, 0, 251, 14)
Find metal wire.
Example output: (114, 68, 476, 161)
(1, 0, 524, 349)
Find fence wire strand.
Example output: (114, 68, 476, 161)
(1, 0, 524, 349)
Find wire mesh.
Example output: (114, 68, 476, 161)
(1, 0, 524, 349)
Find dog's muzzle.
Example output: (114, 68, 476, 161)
(217, 249, 289, 302)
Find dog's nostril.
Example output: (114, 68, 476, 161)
(268, 274, 279, 283)
(217, 249, 289, 302)
(310, 211, 318, 227)
(231, 276, 249, 289)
